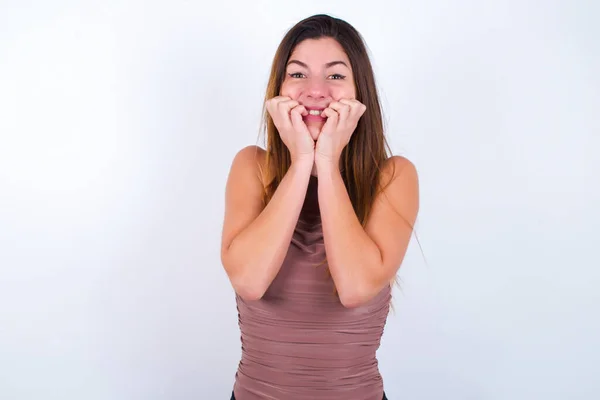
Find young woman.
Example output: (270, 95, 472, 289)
(221, 14, 419, 400)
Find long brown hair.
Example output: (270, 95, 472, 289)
(260, 14, 394, 225)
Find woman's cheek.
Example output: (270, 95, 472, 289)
(281, 81, 303, 98)
(332, 87, 356, 101)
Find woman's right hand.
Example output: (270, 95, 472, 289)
(265, 96, 315, 164)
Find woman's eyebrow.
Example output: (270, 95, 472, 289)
(324, 60, 348, 69)
(287, 60, 308, 68)
(286, 60, 349, 69)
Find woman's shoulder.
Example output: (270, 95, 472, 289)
(229, 145, 267, 184)
(232, 145, 267, 162)
(380, 155, 417, 185)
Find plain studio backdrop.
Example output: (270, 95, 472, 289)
(0, 0, 598, 399)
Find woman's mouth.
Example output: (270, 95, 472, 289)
(303, 108, 326, 122)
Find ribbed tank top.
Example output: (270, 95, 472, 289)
(233, 175, 392, 400)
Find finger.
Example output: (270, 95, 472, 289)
(291, 104, 308, 117)
(321, 107, 339, 132)
(328, 101, 351, 123)
(290, 106, 309, 133)
(278, 99, 300, 116)
(270, 95, 291, 104)
(276, 100, 299, 128)
(265, 97, 283, 117)
(266, 96, 291, 114)
(266, 96, 289, 109)
(339, 98, 366, 117)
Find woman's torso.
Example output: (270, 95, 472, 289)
(233, 175, 391, 400)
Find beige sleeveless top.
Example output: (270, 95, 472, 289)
(233, 175, 391, 399)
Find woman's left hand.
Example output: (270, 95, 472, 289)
(315, 99, 367, 165)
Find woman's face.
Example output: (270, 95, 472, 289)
(280, 37, 356, 141)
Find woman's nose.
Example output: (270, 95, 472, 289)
(304, 76, 328, 100)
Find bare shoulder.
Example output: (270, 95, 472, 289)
(366, 155, 419, 243)
(379, 155, 419, 190)
(222, 145, 268, 253)
(371, 155, 420, 222)
(229, 145, 267, 185)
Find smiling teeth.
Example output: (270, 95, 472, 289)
(308, 110, 322, 115)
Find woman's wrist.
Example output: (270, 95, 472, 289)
(289, 154, 315, 174)
(290, 152, 315, 167)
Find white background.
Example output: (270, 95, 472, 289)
(1, 1, 598, 399)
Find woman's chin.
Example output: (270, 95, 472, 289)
(307, 125, 322, 141)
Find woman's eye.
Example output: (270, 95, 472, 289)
(287, 72, 346, 80)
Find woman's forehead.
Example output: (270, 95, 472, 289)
(288, 38, 350, 66)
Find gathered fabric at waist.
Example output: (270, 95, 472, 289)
(232, 195, 392, 400)
(232, 289, 390, 400)
(231, 389, 389, 400)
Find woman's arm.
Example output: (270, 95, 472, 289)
(316, 156, 420, 308)
(220, 145, 313, 301)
